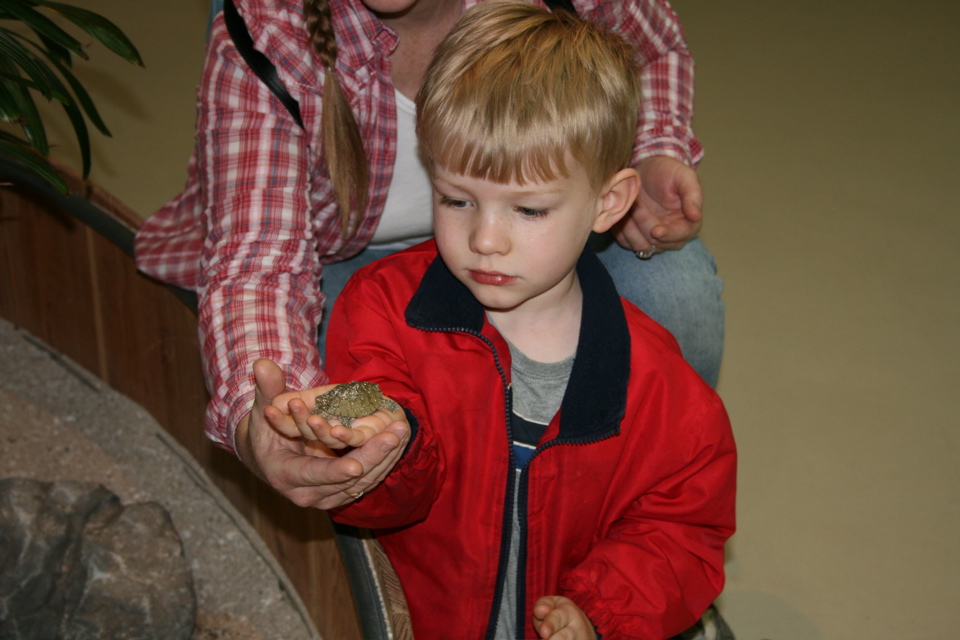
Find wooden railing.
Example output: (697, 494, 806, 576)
(0, 158, 411, 640)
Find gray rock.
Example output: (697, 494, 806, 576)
(0, 478, 195, 640)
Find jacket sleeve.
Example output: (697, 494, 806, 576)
(586, 0, 704, 168)
(561, 388, 736, 639)
(323, 268, 444, 528)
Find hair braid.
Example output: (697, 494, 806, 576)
(304, 0, 369, 237)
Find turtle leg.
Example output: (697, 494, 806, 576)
(315, 408, 352, 428)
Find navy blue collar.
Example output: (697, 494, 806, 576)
(405, 247, 630, 441)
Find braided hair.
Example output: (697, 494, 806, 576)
(303, 0, 369, 237)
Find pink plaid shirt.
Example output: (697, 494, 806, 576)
(134, 0, 704, 452)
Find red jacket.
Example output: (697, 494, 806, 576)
(326, 241, 736, 640)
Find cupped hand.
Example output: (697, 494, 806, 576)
(612, 156, 703, 255)
(235, 359, 409, 510)
(270, 383, 406, 451)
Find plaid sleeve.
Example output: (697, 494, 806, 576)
(195, 14, 330, 451)
(608, 0, 704, 168)
(133, 160, 206, 289)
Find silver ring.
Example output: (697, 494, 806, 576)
(345, 489, 364, 500)
(634, 246, 657, 260)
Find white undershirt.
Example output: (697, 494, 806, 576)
(369, 90, 434, 249)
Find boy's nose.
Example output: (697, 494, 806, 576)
(469, 214, 509, 255)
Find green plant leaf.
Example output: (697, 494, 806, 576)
(10, 85, 47, 153)
(0, 133, 68, 193)
(0, 0, 85, 60)
(0, 0, 142, 184)
(0, 56, 49, 154)
(56, 83, 90, 176)
(0, 66, 39, 120)
(0, 81, 23, 121)
(40, 46, 109, 137)
(0, 69, 39, 90)
(0, 28, 69, 102)
(16, 48, 93, 175)
(0, 128, 33, 147)
(0, 54, 26, 120)
(36, 29, 72, 67)
(26, 46, 94, 175)
(33, 1, 143, 66)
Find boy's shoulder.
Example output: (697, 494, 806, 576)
(620, 299, 681, 353)
(357, 239, 437, 273)
(345, 239, 439, 297)
(619, 299, 708, 386)
(617, 301, 727, 428)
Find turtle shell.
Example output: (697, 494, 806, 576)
(313, 381, 389, 426)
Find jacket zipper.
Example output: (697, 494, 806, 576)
(421, 326, 516, 640)
(514, 432, 619, 637)
(423, 326, 618, 639)
(473, 330, 517, 640)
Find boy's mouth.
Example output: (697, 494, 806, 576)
(469, 270, 517, 286)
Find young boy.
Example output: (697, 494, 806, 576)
(275, 2, 736, 638)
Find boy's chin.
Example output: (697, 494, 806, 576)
(460, 283, 525, 314)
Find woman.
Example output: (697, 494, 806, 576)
(135, 0, 723, 510)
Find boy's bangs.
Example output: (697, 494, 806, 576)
(426, 113, 573, 186)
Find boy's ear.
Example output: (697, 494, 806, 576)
(593, 168, 640, 234)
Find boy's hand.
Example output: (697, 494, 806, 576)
(613, 156, 703, 256)
(532, 596, 597, 640)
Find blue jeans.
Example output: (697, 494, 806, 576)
(208, 0, 223, 36)
(592, 235, 724, 388)
(320, 237, 724, 388)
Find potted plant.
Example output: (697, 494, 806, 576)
(0, 0, 142, 193)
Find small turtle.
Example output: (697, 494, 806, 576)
(312, 381, 401, 428)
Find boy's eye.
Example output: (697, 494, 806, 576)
(439, 195, 470, 209)
(516, 206, 549, 218)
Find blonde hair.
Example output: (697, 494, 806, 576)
(304, 0, 368, 237)
(416, 1, 642, 190)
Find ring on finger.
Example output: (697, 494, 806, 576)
(345, 489, 364, 500)
(635, 245, 657, 260)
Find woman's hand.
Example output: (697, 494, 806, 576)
(235, 359, 410, 509)
(612, 156, 703, 257)
(271, 381, 407, 451)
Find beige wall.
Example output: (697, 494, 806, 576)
(34, 1, 960, 637)
(32, 0, 209, 215)
(677, 2, 959, 637)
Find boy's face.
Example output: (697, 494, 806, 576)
(432, 160, 609, 317)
